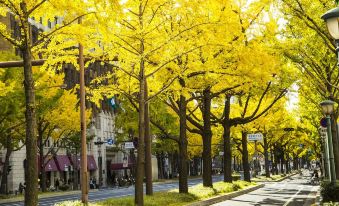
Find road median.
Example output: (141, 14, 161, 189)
(187, 184, 264, 206)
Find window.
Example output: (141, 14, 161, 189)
(96, 116, 101, 129)
(45, 139, 50, 147)
(48, 20, 51, 28)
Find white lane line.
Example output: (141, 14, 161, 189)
(302, 185, 319, 206)
(283, 186, 303, 206)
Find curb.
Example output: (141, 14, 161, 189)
(274, 173, 297, 182)
(187, 184, 265, 206)
(253, 172, 297, 183)
(0, 189, 99, 204)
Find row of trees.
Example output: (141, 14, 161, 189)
(0, 0, 326, 206)
(0, 52, 90, 194)
(279, 0, 339, 179)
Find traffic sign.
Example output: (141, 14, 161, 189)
(107, 138, 114, 145)
(247, 133, 263, 141)
(320, 117, 327, 127)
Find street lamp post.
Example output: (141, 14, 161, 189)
(319, 126, 330, 178)
(320, 100, 337, 183)
(322, 7, 339, 65)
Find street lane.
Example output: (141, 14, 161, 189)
(0, 175, 224, 206)
(212, 173, 319, 206)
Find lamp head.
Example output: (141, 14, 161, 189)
(322, 7, 339, 39)
(320, 100, 335, 115)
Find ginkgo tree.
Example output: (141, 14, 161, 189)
(280, 0, 339, 179)
(89, 1, 212, 204)
(0, 52, 25, 194)
(35, 70, 91, 192)
(0, 1, 97, 204)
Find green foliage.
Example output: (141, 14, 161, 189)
(54, 201, 99, 206)
(251, 175, 284, 182)
(102, 192, 196, 206)
(321, 182, 339, 203)
(55, 181, 256, 206)
(324, 202, 339, 206)
(58, 184, 70, 191)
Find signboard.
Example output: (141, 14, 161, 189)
(247, 133, 263, 141)
(124, 142, 135, 149)
(109, 97, 118, 109)
(219, 152, 224, 156)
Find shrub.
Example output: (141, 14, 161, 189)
(54, 201, 99, 206)
(59, 184, 70, 191)
(321, 182, 339, 202)
(323, 202, 339, 206)
(232, 175, 241, 181)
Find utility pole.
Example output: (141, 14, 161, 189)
(79, 17, 88, 204)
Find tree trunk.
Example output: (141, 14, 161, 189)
(38, 128, 47, 192)
(135, 49, 146, 206)
(144, 81, 153, 195)
(273, 147, 279, 175)
(73, 149, 78, 190)
(202, 88, 213, 187)
(223, 95, 232, 183)
(285, 157, 289, 174)
(178, 94, 188, 193)
(280, 155, 284, 174)
(21, 3, 38, 205)
(0, 136, 12, 194)
(156, 154, 163, 179)
(263, 134, 270, 178)
(241, 131, 251, 182)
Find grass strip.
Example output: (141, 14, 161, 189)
(54, 180, 256, 206)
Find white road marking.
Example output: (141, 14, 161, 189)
(283, 186, 303, 206)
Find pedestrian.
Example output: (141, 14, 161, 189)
(55, 178, 60, 191)
(89, 178, 93, 189)
(19, 182, 24, 194)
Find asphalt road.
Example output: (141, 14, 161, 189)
(0, 175, 224, 206)
(212, 172, 319, 206)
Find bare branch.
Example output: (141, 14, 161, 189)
(114, 34, 140, 54)
(146, 45, 203, 78)
(147, 76, 178, 102)
(27, 0, 48, 15)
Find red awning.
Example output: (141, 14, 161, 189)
(38, 156, 58, 172)
(87, 155, 97, 171)
(71, 156, 80, 169)
(55, 155, 72, 171)
(44, 158, 58, 172)
(111, 163, 134, 170)
(70, 155, 97, 171)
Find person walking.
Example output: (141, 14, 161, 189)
(19, 182, 24, 194)
(55, 178, 60, 191)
